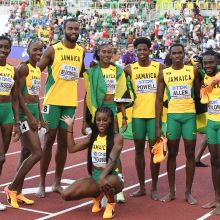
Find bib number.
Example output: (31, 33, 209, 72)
(135, 79, 157, 93)
(105, 78, 116, 94)
(19, 121, 30, 133)
(59, 65, 78, 81)
(0, 76, 14, 93)
(28, 79, 41, 95)
(208, 99, 220, 114)
(42, 105, 50, 114)
(169, 84, 191, 99)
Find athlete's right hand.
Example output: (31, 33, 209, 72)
(60, 115, 74, 127)
(27, 115, 38, 131)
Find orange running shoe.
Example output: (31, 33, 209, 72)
(92, 193, 103, 213)
(17, 194, 34, 205)
(103, 203, 115, 219)
(152, 137, 168, 164)
(4, 186, 19, 209)
(200, 85, 211, 104)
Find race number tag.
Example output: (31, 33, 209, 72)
(28, 79, 41, 95)
(19, 121, 30, 133)
(208, 99, 220, 114)
(42, 105, 50, 114)
(59, 65, 78, 81)
(0, 76, 14, 93)
(104, 78, 116, 94)
(169, 84, 191, 99)
(91, 151, 106, 168)
(135, 79, 157, 93)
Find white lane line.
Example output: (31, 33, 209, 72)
(196, 211, 213, 220)
(35, 153, 210, 220)
(5, 134, 86, 157)
(5, 205, 52, 215)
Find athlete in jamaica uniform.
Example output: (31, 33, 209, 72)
(0, 35, 20, 210)
(124, 37, 165, 200)
(201, 50, 220, 215)
(156, 44, 201, 204)
(36, 18, 85, 197)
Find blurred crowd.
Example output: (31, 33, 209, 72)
(3, 0, 220, 60)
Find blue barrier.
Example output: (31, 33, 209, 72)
(9, 46, 164, 66)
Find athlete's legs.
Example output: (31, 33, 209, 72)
(53, 128, 67, 193)
(8, 130, 42, 191)
(196, 134, 208, 167)
(36, 128, 57, 197)
(62, 178, 101, 201)
(130, 118, 147, 197)
(0, 124, 13, 175)
(183, 139, 197, 204)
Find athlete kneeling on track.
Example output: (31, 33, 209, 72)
(61, 107, 124, 219)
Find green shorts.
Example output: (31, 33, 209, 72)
(101, 102, 117, 117)
(132, 118, 156, 140)
(42, 105, 76, 129)
(92, 168, 119, 182)
(0, 102, 14, 124)
(207, 120, 220, 145)
(19, 103, 39, 122)
(167, 113, 197, 140)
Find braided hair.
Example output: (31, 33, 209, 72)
(87, 107, 115, 175)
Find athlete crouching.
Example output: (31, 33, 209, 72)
(61, 107, 124, 219)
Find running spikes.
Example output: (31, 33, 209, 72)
(152, 137, 168, 164)
(17, 194, 34, 205)
(103, 202, 116, 219)
(92, 193, 103, 213)
(4, 186, 19, 209)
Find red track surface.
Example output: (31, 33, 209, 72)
(0, 58, 218, 220)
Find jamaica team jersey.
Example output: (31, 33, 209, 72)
(102, 66, 116, 94)
(23, 63, 41, 96)
(44, 42, 84, 106)
(204, 72, 220, 121)
(91, 135, 107, 168)
(164, 65, 195, 113)
(0, 64, 15, 96)
(130, 61, 160, 118)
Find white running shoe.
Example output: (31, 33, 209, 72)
(0, 202, 6, 211)
(116, 191, 125, 203)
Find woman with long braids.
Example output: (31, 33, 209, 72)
(82, 42, 128, 203)
(0, 35, 20, 211)
(4, 39, 47, 209)
(61, 107, 124, 219)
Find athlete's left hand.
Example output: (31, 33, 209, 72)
(60, 115, 74, 127)
(39, 120, 48, 131)
(13, 124, 21, 142)
(99, 177, 115, 196)
(121, 118, 128, 133)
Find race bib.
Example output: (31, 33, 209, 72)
(0, 75, 14, 94)
(208, 99, 220, 114)
(28, 79, 41, 95)
(91, 150, 106, 168)
(59, 65, 78, 81)
(135, 79, 157, 93)
(105, 78, 116, 94)
(42, 105, 50, 114)
(169, 84, 191, 99)
(19, 121, 30, 133)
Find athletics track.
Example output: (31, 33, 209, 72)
(0, 58, 219, 220)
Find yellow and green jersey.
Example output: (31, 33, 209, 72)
(91, 135, 107, 168)
(164, 65, 195, 113)
(101, 66, 116, 95)
(44, 41, 84, 106)
(0, 64, 15, 96)
(23, 63, 41, 96)
(204, 72, 220, 121)
(130, 61, 160, 118)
